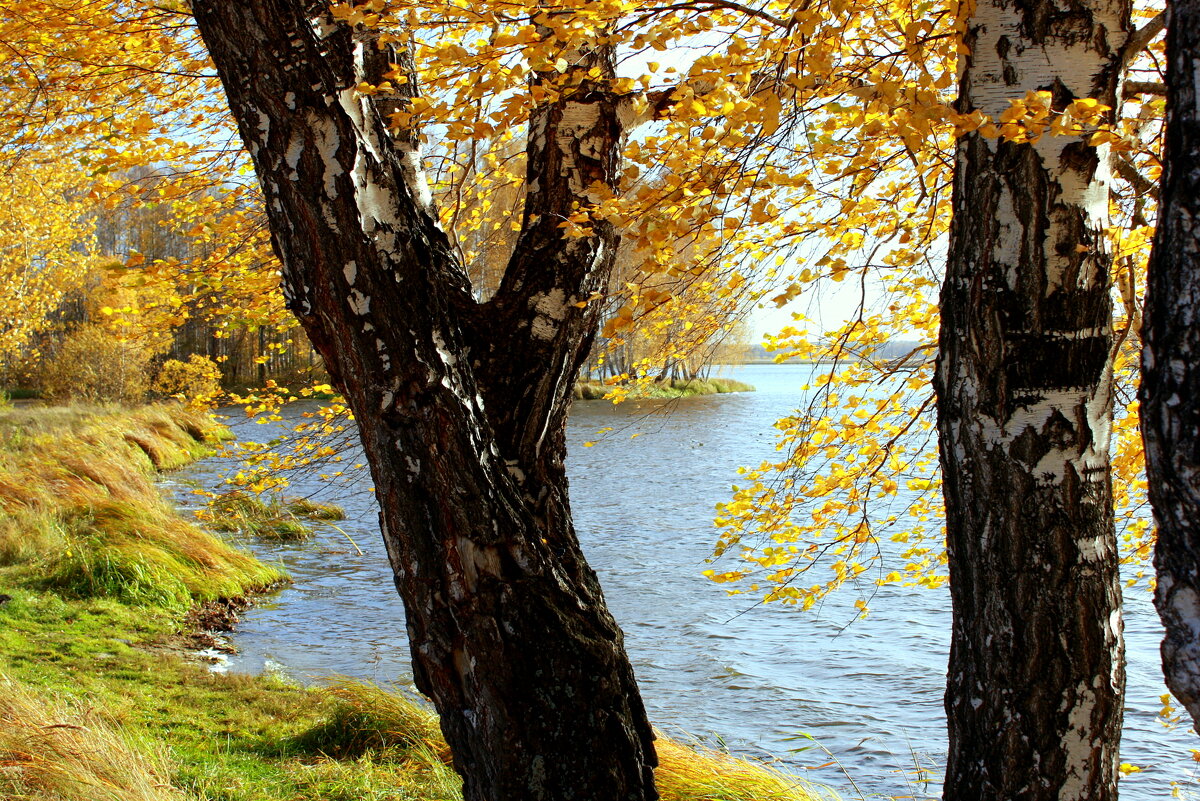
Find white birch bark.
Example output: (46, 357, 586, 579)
(935, 0, 1130, 798)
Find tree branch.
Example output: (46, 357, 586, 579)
(647, 0, 788, 29)
(1113, 152, 1159, 200)
(190, 1, 474, 388)
(1123, 80, 1166, 100)
(1120, 11, 1166, 70)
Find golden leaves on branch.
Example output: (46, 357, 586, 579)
(0, 0, 1170, 610)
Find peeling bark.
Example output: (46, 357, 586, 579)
(1140, 0, 1200, 733)
(934, 0, 1128, 798)
(190, 3, 657, 800)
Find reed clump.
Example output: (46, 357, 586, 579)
(285, 496, 346, 521)
(201, 491, 346, 541)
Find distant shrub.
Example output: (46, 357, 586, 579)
(152, 355, 222, 406)
(38, 326, 151, 404)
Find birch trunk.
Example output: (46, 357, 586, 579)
(934, 0, 1129, 797)
(190, 3, 658, 800)
(1140, 0, 1200, 733)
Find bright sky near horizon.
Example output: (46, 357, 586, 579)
(751, 280, 856, 339)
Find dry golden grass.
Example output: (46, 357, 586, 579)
(0, 678, 184, 801)
(656, 734, 830, 801)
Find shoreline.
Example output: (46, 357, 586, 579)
(0, 403, 830, 801)
(574, 376, 756, 400)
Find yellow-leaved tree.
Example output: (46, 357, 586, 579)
(0, 0, 1176, 798)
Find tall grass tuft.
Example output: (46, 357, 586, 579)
(295, 679, 448, 762)
(202, 491, 346, 541)
(655, 735, 829, 801)
(0, 404, 284, 610)
(294, 680, 462, 799)
(39, 501, 280, 610)
(0, 677, 184, 801)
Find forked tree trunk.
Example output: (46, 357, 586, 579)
(191, 4, 658, 800)
(1141, 0, 1200, 733)
(934, 1, 1129, 798)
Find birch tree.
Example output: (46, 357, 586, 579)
(934, 0, 1130, 798)
(1140, 0, 1200, 732)
(190, 3, 657, 799)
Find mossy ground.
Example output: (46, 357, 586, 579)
(0, 404, 825, 801)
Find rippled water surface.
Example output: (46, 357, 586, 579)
(174, 364, 1197, 799)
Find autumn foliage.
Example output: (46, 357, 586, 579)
(0, 0, 1167, 610)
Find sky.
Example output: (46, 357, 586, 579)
(750, 278, 871, 340)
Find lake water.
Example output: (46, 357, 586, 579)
(174, 363, 1198, 800)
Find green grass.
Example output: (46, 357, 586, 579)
(0, 403, 829, 801)
(0, 589, 463, 801)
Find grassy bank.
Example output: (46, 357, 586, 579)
(0, 404, 826, 801)
(574, 377, 755, 401)
(0, 405, 282, 610)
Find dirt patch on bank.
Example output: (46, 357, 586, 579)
(146, 582, 289, 664)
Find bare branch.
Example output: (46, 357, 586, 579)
(1112, 153, 1159, 200)
(1120, 11, 1166, 69)
(1123, 80, 1166, 100)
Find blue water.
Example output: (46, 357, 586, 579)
(173, 364, 1198, 799)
